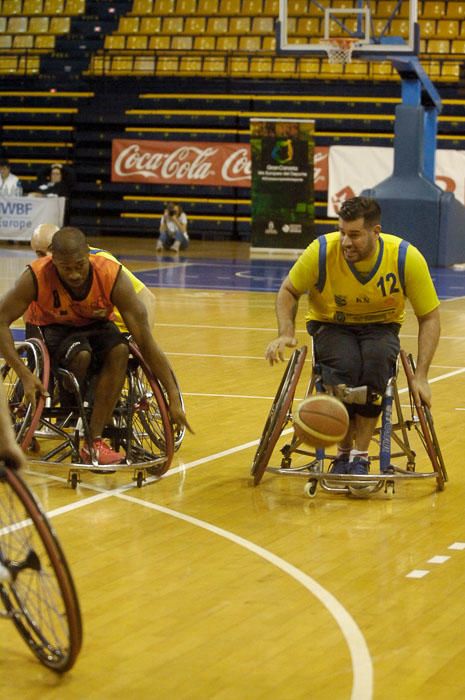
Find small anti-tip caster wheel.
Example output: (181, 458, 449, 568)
(304, 479, 318, 498)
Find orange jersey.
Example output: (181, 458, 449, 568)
(24, 255, 121, 327)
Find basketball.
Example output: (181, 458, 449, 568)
(293, 395, 349, 448)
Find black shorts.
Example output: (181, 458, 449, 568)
(40, 321, 128, 374)
(307, 321, 401, 417)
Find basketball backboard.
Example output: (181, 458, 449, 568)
(277, 0, 419, 58)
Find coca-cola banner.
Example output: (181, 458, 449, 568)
(328, 145, 465, 217)
(111, 138, 329, 191)
(112, 139, 251, 187)
(250, 119, 315, 250)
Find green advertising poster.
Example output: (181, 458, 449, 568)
(250, 119, 315, 251)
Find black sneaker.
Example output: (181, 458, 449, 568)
(329, 456, 350, 475)
(348, 457, 369, 476)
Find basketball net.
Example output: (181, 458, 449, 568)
(322, 38, 358, 64)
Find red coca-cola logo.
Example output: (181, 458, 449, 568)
(112, 139, 326, 189)
(112, 139, 251, 187)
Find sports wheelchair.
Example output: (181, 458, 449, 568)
(2, 334, 183, 488)
(251, 346, 447, 497)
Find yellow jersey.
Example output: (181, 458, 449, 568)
(289, 232, 439, 325)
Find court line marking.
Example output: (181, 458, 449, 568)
(118, 491, 373, 700)
(27, 467, 372, 699)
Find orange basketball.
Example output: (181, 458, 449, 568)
(293, 395, 349, 448)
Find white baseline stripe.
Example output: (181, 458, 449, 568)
(118, 492, 373, 700)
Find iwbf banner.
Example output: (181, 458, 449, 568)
(0, 196, 65, 241)
(250, 119, 315, 250)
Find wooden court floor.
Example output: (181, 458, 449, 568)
(1, 238, 465, 700)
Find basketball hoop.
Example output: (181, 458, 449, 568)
(322, 38, 359, 64)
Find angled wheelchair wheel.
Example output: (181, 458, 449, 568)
(126, 342, 175, 477)
(251, 346, 308, 486)
(0, 464, 82, 672)
(400, 350, 448, 490)
(1, 340, 50, 451)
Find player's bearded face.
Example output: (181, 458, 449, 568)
(339, 217, 380, 262)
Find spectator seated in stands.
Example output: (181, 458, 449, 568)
(29, 164, 75, 199)
(0, 159, 23, 197)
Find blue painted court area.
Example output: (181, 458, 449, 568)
(131, 254, 465, 300)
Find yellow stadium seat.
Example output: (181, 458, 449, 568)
(263, 0, 278, 13)
(441, 62, 460, 79)
(250, 57, 273, 75)
(0, 57, 19, 74)
(156, 56, 179, 74)
(3, 0, 22, 15)
(104, 35, 126, 50)
(435, 20, 459, 38)
(23, 0, 43, 13)
(229, 56, 249, 75)
(288, 0, 308, 15)
(0, 17, 7, 32)
(252, 17, 274, 33)
(185, 17, 206, 33)
(117, 17, 140, 33)
(13, 34, 34, 48)
(427, 38, 450, 52)
(238, 35, 262, 51)
(229, 17, 251, 34)
(344, 60, 369, 78)
(29, 16, 50, 33)
(175, 0, 197, 13)
(140, 17, 161, 33)
(193, 35, 215, 50)
(49, 16, 71, 33)
(242, 0, 263, 14)
(296, 17, 320, 35)
(298, 57, 320, 77)
(35, 34, 56, 49)
(7, 16, 28, 32)
(197, 0, 219, 13)
(44, 0, 65, 12)
(218, 0, 240, 12)
(154, 0, 175, 12)
(126, 35, 148, 50)
(203, 56, 226, 75)
(0, 35, 13, 49)
(376, 1, 409, 18)
(179, 56, 203, 74)
(370, 61, 395, 78)
(421, 2, 445, 19)
(206, 17, 228, 33)
(132, 0, 154, 13)
(148, 35, 171, 49)
(216, 35, 238, 51)
(162, 17, 184, 33)
(262, 35, 276, 50)
(418, 19, 436, 38)
(451, 39, 465, 53)
(389, 18, 410, 37)
(273, 57, 296, 76)
(171, 36, 193, 49)
(111, 57, 134, 74)
(19, 55, 40, 73)
(65, 0, 85, 14)
(134, 56, 155, 73)
(446, 2, 465, 20)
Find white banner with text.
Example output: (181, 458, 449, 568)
(0, 196, 66, 241)
(328, 146, 465, 217)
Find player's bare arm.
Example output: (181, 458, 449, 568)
(411, 306, 441, 407)
(0, 270, 48, 409)
(112, 271, 192, 432)
(266, 276, 302, 365)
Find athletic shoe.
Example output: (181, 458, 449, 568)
(329, 455, 350, 475)
(170, 240, 181, 252)
(80, 438, 124, 466)
(348, 457, 370, 476)
(156, 241, 163, 252)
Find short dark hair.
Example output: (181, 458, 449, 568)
(0, 159, 10, 168)
(339, 197, 381, 227)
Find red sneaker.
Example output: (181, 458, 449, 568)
(80, 438, 124, 466)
